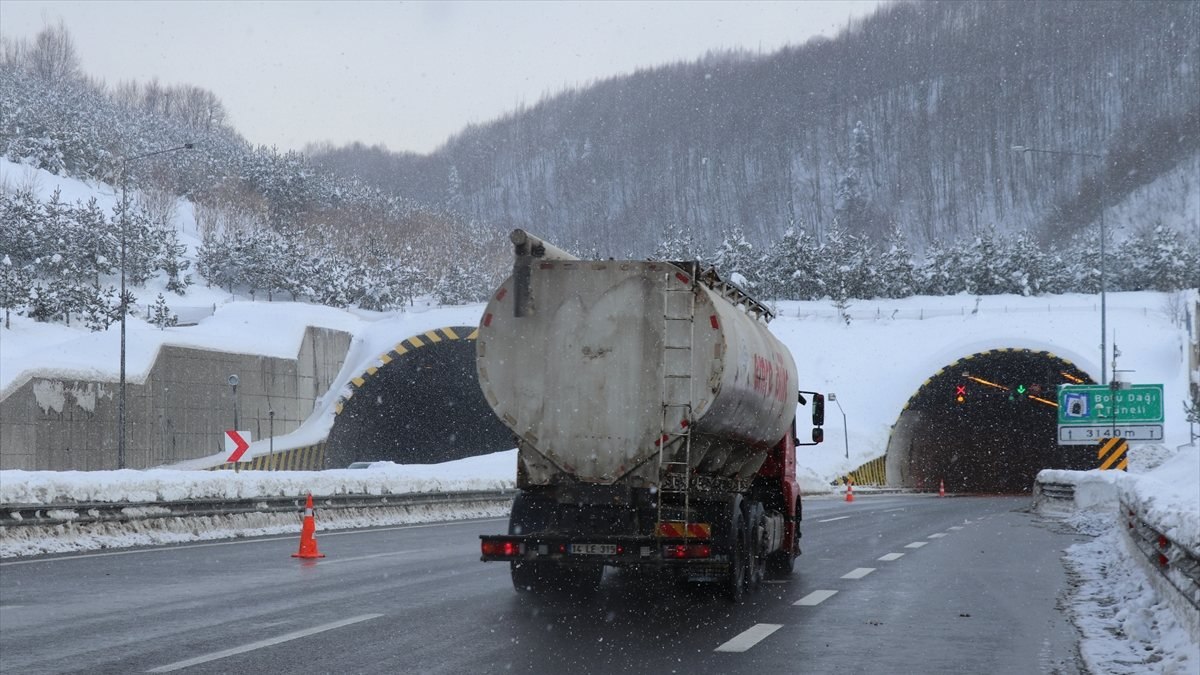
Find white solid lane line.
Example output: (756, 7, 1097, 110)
(928, 532, 949, 538)
(948, 526, 964, 530)
(794, 590, 839, 606)
(841, 567, 875, 579)
(146, 614, 384, 673)
(817, 516, 851, 523)
(714, 623, 783, 653)
(905, 541, 928, 549)
(877, 552, 905, 561)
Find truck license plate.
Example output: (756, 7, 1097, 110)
(570, 543, 616, 555)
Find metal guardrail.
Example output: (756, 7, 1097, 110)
(1034, 482, 1076, 502)
(0, 490, 516, 528)
(1121, 500, 1200, 612)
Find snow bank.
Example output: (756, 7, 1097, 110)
(1036, 444, 1199, 552)
(1120, 444, 1200, 553)
(0, 501, 512, 558)
(0, 450, 518, 505)
(1065, 529, 1199, 675)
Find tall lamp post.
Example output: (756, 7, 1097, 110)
(117, 142, 194, 470)
(228, 374, 240, 430)
(1011, 145, 1108, 384)
(828, 393, 849, 460)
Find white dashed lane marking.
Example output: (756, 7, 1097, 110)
(817, 516, 851, 523)
(714, 623, 783, 652)
(146, 614, 384, 672)
(905, 541, 929, 549)
(949, 526, 964, 530)
(841, 567, 875, 579)
(794, 590, 838, 606)
(928, 532, 949, 538)
(877, 552, 905, 561)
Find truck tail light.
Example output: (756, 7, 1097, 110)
(481, 539, 521, 557)
(663, 544, 712, 559)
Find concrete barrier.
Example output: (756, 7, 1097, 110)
(0, 490, 515, 558)
(0, 326, 351, 471)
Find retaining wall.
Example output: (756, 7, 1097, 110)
(0, 327, 350, 470)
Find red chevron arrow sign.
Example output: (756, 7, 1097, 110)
(224, 430, 252, 462)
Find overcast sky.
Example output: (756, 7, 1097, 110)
(1, 0, 882, 155)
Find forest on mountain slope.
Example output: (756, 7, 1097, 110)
(1, 4, 1197, 335)
(313, 0, 1199, 256)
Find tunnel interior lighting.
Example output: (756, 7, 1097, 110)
(1028, 395, 1058, 408)
(1060, 371, 1085, 384)
(965, 375, 1009, 392)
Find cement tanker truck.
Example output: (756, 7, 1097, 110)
(478, 230, 824, 600)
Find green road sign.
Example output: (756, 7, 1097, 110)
(1057, 384, 1165, 425)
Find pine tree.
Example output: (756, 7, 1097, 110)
(150, 293, 177, 329)
(1122, 225, 1194, 291)
(653, 222, 698, 260)
(877, 226, 916, 298)
(918, 239, 969, 296)
(763, 227, 823, 300)
(26, 283, 58, 323)
(0, 255, 32, 328)
(712, 226, 759, 291)
(961, 227, 1008, 295)
(1007, 230, 1050, 296)
(82, 285, 120, 332)
(1062, 229, 1103, 294)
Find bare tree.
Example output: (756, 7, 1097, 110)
(27, 20, 79, 83)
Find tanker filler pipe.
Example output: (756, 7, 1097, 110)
(510, 229, 578, 317)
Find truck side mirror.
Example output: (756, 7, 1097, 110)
(812, 393, 825, 427)
(811, 427, 824, 443)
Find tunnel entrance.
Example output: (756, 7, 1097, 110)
(886, 349, 1101, 494)
(325, 327, 515, 468)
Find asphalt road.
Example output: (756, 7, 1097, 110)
(0, 495, 1087, 674)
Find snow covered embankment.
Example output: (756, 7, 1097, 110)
(1035, 445, 1200, 673)
(0, 452, 517, 558)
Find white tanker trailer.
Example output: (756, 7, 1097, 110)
(478, 230, 824, 600)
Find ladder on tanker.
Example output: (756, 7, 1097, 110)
(657, 268, 696, 534)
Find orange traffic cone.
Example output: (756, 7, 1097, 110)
(845, 478, 855, 503)
(292, 493, 325, 559)
(939, 479, 946, 498)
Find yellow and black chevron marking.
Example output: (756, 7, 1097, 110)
(1097, 437, 1128, 471)
(335, 326, 480, 415)
(900, 348, 1086, 413)
(839, 455, 886, 486)
(210, 442, 326, 471)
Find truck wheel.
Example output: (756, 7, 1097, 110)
(724, 509, 748, 602)
(508, 493, 551, 536)
(766, 547, 796, 577)
(747, 502, 767, 591)
(766, 508, 799, 577)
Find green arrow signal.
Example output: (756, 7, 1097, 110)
(1016, 384, 1027, 395)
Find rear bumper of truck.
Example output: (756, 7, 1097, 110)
(480, 533, 731, 574)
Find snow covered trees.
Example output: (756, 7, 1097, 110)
(0, 187, 190, 329)
(699, 224, 1198, 303)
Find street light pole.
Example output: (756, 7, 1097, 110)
(1011, 145, 1107, 384)
(828, 393, 849, 460)
(116, 142, 194, 470)
(228, 374, 240, 431)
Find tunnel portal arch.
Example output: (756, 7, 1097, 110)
(324, 326, 514, 468)
(885, 348, 1101, 493)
